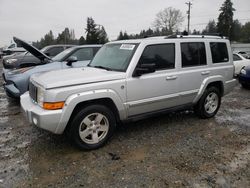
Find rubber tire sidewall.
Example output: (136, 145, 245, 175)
(195, 86, 221, 119)
(68, 104, 116, 150)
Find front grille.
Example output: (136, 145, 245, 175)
(29, 82, 37, 102)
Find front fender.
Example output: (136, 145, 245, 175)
(55, 89, 127, 134)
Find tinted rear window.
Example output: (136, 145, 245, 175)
(210, 42, 229, 63)
(181, 42, 207, 67)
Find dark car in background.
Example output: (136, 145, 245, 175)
(238, 65, 250, 89)
(2, 37, 102, 98)
(3, 40, 75, 69)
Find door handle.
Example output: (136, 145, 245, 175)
(166, 75, 178, 80)
(201, 71, 210, 75)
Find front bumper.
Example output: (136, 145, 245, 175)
(2, 71, 21, 98)
(21, 92, 64, 134)
(3, 83, 21, 98)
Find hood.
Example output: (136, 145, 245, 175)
(31, 67, 126, 89)
(13, 37, 51, 61)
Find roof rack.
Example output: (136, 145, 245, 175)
(165, 33, 228, 39)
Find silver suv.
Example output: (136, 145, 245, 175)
(21, 35, 237, 150)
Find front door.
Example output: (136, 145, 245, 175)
(126, 43, 179, 117)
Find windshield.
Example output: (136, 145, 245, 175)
(40, 46, 49, 53)
(89, 43, 138, 72)
(52, 48, 73, 61)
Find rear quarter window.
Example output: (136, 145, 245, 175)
(210, 42, 229, 63)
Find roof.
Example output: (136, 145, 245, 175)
(109, 35, 229, 45)
(70, 44, 103, 49)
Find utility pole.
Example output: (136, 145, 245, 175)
(186, 1, 192, 34)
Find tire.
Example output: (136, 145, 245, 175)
(67, 104, 116, 150)
(241, 83, 250, 89)
(195, 86, 221, 119)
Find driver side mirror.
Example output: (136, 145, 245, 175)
(66, 56, 78, 66)
(133, 63, 156, 77)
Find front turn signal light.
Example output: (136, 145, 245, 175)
(43, 102, 65, 110)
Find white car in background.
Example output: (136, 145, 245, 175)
(233, 53, 250, 75)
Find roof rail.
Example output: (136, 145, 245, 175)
(164, 34, 228, 39)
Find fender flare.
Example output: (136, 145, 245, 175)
(55, 89, 127, 134)
(193, 76, 224, 104)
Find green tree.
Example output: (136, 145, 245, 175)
(202, 20, 217, 34)
(97, 26, 109, 44)
(117, 31, 124, 40)
(117, 31, 129, 40)
(231, 19, 242, 42)
(240, 22, 250, 43)
(217, 0, 235, 40)
(192, 29, 200, 35)
(85, 17, 99, 44)
(33, 30, 55, 48)
(56, 28, 78, 44)
(79, 36, 86, 45)
(85, 17, 109, 44)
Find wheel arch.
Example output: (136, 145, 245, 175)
(193, 76, 224, 104)
(67, 98, 121, 126)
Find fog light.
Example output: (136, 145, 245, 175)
(33, 117, 38, 125)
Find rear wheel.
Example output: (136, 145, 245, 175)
(195, 87, 221, 119)
(67, 104, 116, 150)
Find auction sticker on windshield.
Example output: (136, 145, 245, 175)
(120, 44, 135, 50)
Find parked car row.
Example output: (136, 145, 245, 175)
(234, 51, 250, 59)
(233, 53, 250, 75)
(3, 41, 75, 69)
(2, 37, 102, 98)
(238, 65, 250, 89)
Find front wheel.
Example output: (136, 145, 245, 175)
(67, 104, 116, 150)
(195, 87, 221, 119)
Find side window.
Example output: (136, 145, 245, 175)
(233, 54, 242, 61)
(210, 42, 229, 63)
(93, 47, 101, 56)
(138, 44, 175, 70)
(181, 42, 207, 67)
(70, 48, 94, 61)
(46, 47, 64, 57)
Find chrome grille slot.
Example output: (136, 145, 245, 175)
(29, 82, 37, 102)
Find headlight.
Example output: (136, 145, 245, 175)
(37, 87, 45, 107)
(240, 68, 247, 75)
(6, 59, 17, 64)
(8, 67, 33, 75)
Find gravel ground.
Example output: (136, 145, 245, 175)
(0, 60, 249, 188)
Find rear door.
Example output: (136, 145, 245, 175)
(178, 41, 209, 105)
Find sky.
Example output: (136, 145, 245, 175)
(0, 0, 249, 47)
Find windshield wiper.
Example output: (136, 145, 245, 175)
(91, 65, 112, 71)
